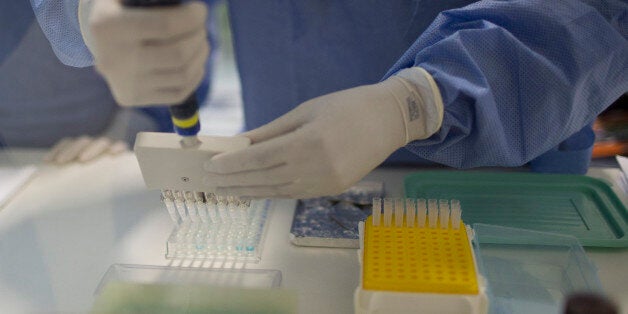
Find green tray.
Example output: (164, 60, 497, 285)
(404, 171, 628, 247)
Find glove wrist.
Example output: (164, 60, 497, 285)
(379, 67, 444, 144)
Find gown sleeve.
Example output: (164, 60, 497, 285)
(385, 0, 628, 169)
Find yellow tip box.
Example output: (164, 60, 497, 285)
(354, 198, 488, 314)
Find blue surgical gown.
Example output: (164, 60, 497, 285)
(30, 0, 628, 173)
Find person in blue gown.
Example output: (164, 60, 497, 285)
(29, 0, 627, 197)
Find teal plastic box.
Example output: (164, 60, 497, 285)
(405, 171, 628, 247)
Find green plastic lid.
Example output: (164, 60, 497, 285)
(404, 171, 628, 247)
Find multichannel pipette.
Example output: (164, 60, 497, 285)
(127, 0, 247, 199)
(124, 0, 269, 261)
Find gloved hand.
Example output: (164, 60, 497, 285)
(44, 136, 128, 164)
(44, 107, 157, 164)
(203, 67, 444, 198)
(78, 0, 209, 106)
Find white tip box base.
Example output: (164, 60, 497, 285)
(354, 222, 489, 314)
(134, 132, 250, 191)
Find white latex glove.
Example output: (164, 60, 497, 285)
(44, 136, 128, 164)
(203, 67, 444, 199)
(44, 108, 156, 164)
(78, 0, 209, 106)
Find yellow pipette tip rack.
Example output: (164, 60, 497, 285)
(354, 198, 488, 314)
(362, 215, 478, 294)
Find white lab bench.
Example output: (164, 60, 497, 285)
(0, 150, 627, 313)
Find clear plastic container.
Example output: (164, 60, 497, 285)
(92, 264, 294, 313)
(95, 264, 282, 294)
(472, 224, 602, 314)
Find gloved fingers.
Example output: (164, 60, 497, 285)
(241, 104, 312, 143)
(51, 136, 94, 164)
(144, 83, 197, 106)
(204, 132, 297, 174)
(130, 61, 205, 105)
(142, 89, 187, 105)
(136, 1, 207, 41)
(119, 88, 189, 106)
(77, 138, 129, 162)
(203, 164, 295, 188)
(43, 138, 74, 163)
(141, 27, 208, 69)
(91, 1, 207, 42)
(214, 183, 297, 199)
(129, 40, 206, 105)
(45, 137, 130, 165)
(145, 42, 208, 90)
(77, 137, 113, 162)
(108, 140, 129, 155)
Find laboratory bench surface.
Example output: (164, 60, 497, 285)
(0, 150, 627, 313)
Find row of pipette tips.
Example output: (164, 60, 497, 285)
(372, 198, 462, 229)
(161, 189, 251, 225)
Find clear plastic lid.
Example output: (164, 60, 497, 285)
(92, 264, 295, 313)
(95, 264, 282, 294)
(472, 224, 602, 314)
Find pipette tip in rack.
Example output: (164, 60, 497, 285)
(371, 198, 463, 229)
